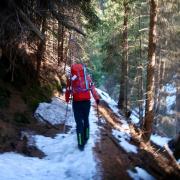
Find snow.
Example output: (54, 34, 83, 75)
(96, 88, 120, 114)
(97, 88, 141, 126)
(150, 134, 170, 147)
(165, 83, 176, 114)
(96, 88, 117, 106)
(112, 129, 138, 154)
(130, 110, 140, 124)
(166, 95, 176, 114)
(34, 97, 74, 125)
(165, 83, 176, 94)
(0, 87, 175, 179)
(127, 167, 155, 180)
(96, 88, 129, 126)
(0, 98, 100, 180)
(97, 88, 138, 154)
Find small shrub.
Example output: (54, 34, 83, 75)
(0, 86, 11, 108)
(13, 112, 30, 124)
(22, 84, 53, 111)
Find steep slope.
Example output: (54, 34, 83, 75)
(95, 90, 180, 179)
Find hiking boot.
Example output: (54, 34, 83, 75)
(77, 133, 84, 150)
(78, 144, 84, 151)
(84, 128, 89, 145)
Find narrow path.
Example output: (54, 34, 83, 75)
(0, 97, 179, 180)
(95, 126, 131, 180)
(0, 98, 101, 180)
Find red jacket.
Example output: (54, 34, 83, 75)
(65, 75, 99, 103)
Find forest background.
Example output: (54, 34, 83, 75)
(0, 0, 179, 149)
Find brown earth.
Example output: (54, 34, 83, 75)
(94, 103, 180, 180)
(0, 83, 64, 158)
(0, 86, 180, 180)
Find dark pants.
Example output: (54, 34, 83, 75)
(72, 100, 91, 146)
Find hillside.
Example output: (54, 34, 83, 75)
(0, 91, 180, 179)
(0, 0, 179, 179)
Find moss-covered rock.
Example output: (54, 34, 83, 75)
(22, 84, 53, 111)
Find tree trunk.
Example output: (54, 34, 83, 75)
(138, 65, 144, 127)
(154, 51, 160, 123)
(142, 0, 158, 142)
(155, 57, 165, 121)
(36, 16, 46, 79)
(58, 25, 64, 66)
(138, 10, 144, 127)
(118, 0, 129, 115)
(176, 71, 180, 134)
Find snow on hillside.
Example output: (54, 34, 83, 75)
(96, 88, 118, 113)
(165, 83, 176, 115)
(150, 134, 170, 147)
(97, 89, 168, 178)
(97, 89, 155, 177)
(130, 109, 140, 124)
(0, 88, 175, 180)
(112, 130, 138, 154)
(34, 97, 74, 125)
(98, 89, 139, 153)
(127, 167, 155, 180)
(0, 97, 101, 180)
(96, 88, 127, 125)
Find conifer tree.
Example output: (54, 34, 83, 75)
(142, 0, 158, 142)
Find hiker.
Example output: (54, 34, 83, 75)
(65, 63, 100, 151)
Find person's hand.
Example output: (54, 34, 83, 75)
(96, 99, 100, 105)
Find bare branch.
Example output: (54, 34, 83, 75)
(18, 8, 45, 41)
(9, 0, 45, 41)
(49, 2, 86, 36)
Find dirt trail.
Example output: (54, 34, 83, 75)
(95, 126, 131, 180)
(94, 103, 180, 180)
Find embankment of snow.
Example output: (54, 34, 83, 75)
(127, 167, 155, 180)
(0, 98, 100, 180)
(34, 97, 74, 125)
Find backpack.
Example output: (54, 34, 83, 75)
(70, 63, 89, 93)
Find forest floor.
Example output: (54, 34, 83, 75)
(94, 101, 180, 180)
(0, 88, 180, 179)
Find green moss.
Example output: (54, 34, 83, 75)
(0, 86, 11, 108)
(22, 84, 53, 111)
(13, 112, 30, 124)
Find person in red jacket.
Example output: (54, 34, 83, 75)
(65, 63, 100, 151)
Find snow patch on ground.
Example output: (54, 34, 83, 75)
(112, 129, 138, 154)
(127, 167, 155, 180)
(150, 134, 170, 147)
(165, 83, 176, 94)
(96, 88, 117, 106)
(166, 95, 176, 114)
(34, 97, 74, 125)
(96, 88, 129, 126)
(96, 88, 120, 115)
(0, 99, 100, 180)
(165, 83, 176, 115)
(130, 110, 140, 124)
(97, 89, 137, 153)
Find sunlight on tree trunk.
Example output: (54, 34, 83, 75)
(176, 72, 180, 134)
(118, 0, 129, 115)
(142, 0, 158, 142)
(36, 16, 46, 80)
